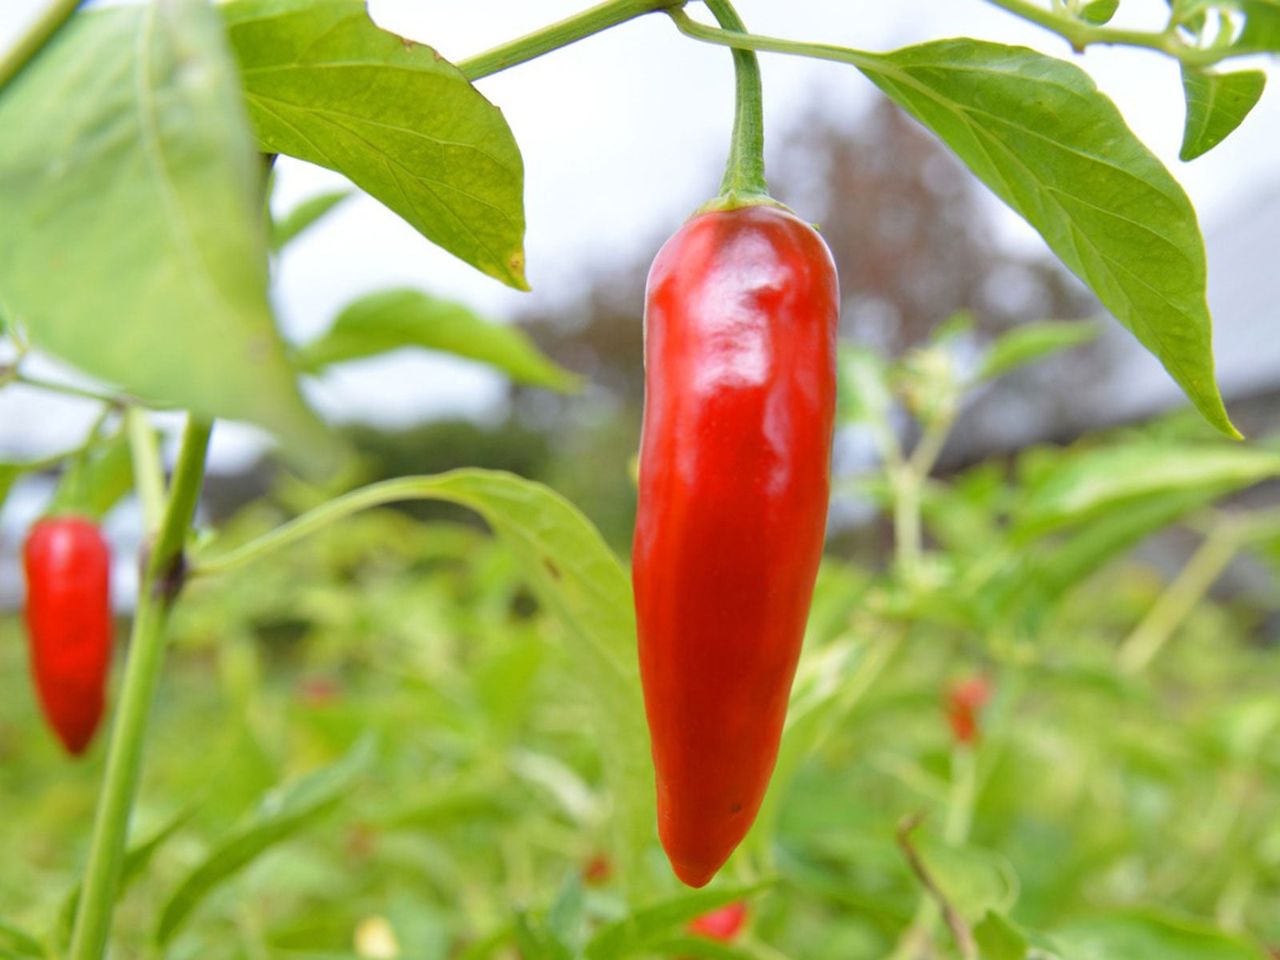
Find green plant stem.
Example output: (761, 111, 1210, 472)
(985, 0, 1177, 53)
(15, 372, 124, 406)
(944, 746, 978, 846)
(669, 5, 1232, 72)
(700, 0, 769, 202)
(1117, 526, 1238, 674)
(69, 417, 213, 960)
(457, 0, 685, 81)
(125, 408, 165, 538)
(0, 0, 82, 90)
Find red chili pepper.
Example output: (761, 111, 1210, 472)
(582, 852, 613, 886)
(688, 901, 749, 942)
(633, 204, 838, 887)
(946, 676, 993, 746)
(23, 516, 113, 756)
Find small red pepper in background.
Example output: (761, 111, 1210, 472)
(688, 901, 749, 942)
(946, 676, 993, 747)
(633, 204, 838, 887)
(582, 852, 612, 886)
(23, 516, 113, 756)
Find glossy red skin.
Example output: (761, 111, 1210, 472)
(633, 205, 838, 887)
(24, 516, 112, 755)
(688, 901, 749, 942)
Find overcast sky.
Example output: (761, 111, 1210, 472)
(1, 0, 1277, 467)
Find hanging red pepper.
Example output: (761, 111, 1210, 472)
(946, 676, 993, 747)
(633, 203, 838, 886)
(23, 515, 113, 755)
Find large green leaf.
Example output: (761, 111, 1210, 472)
(0, 1, 330, 468)
(196, 469, 653, 885)
(1054, 911, 1268, 959)
(1179, 66, 1267, 161)
(856, 40, 1236, 436)
(400, 471, 652, 883)
(297, 289, 580, 392)
(223, 0, 528, 289)
(155, 738, 373, 946)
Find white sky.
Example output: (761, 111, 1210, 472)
(1, 0, 1278, 467)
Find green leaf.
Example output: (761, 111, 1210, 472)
(1053, 911, 1269, 959)
(0, 919, 42, 959)
(1179, 67, 1266, 161)
(397, 471, 652, 882)
(1014, 443, 1280, 538)
(975, 911, 1030, 960)
(1177, 0, 1280, 54)
(585, 883, 770, 959)
(856, 39, 1237, 436)
(223, 0, 528, 289)
(913, 838, 1019, 921)
(977, 320, 1098, 381)
(0, 2, 332, 470)
(271, 187, 353, 252)
(993, 488, 1213, 622)
(297, 289, 579, 392)
(57, 806, 196, 950)
(0, 465, 21, 516)
(154, 737, 373, 945)
(1081, 0, 1121, 23)
(51, 429, 135, 521)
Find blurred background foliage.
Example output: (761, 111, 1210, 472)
(4, 98, 1280, 959)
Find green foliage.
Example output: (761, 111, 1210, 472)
(855, 39, 1236, 437)
(270, 188, 354, 252)
(154, 739, 373, 945)
(299, 289, 580, 392)
(1180, 67, 1267, 161)
(976, 320, 1099, 382)
(585, 883, 770, 958)
(49, 428, 134, 521)
(222, 0, 528, 289)
(0, 0, 331, 469)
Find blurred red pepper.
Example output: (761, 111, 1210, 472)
(633, 204, 838, 887)
(582, 852, 612, 886)
(688, 901, 748, 942)
(23, 516, 113, 755)
(947, 676, 993, 746)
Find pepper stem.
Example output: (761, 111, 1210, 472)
(701, 0, 769, 205)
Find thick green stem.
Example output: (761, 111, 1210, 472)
(701, 0, 769, 203)
(457, 0, 685, 81)
(0, 0, 82, 90)
(69, 417, 212, 960)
